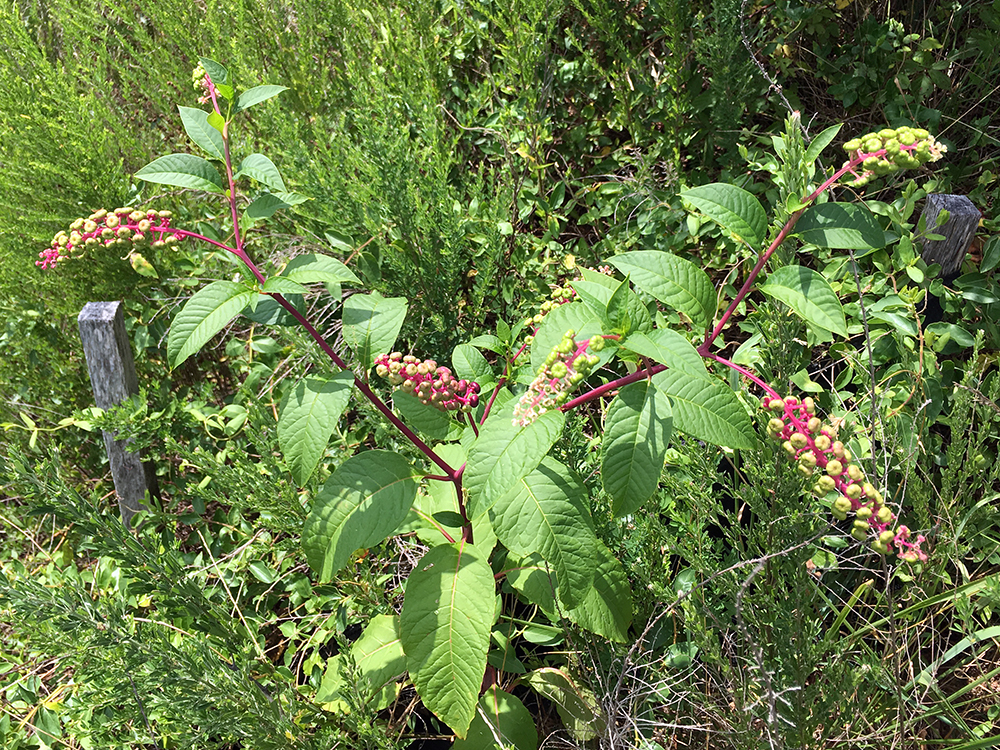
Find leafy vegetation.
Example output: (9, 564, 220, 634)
(3, 1, 1000, 749)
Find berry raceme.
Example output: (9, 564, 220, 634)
(374, 353, 481, 413)
(764, 395, 927, 562)
(521, 285, 576, 348)
(38, 208, 184, 270)
(840, 126, 946, 188)
(513, 330, 604, 427)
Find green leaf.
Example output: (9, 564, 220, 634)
(392, 391, 456, 441)
(400, 543, 495, 738)
(261, 276, 307, 296)
(278, 374, 354, 485)
(680, 183, 768, 251)
(452, 344, 494, 388)
(804, 123, 843, 164)
(465, 403, 565, 517)
(454, 686, 539, 750)
(620, 329, 710, 379)
(234, 84, 289, 112)
(281, 253, 361, 285)
(245, 191, 309, 220)
(207, 111, 225, 133)
(167, 280, 255, 367)
(523, 668, 605, 742)
(529, 303, 605, 375)
(652, 369, 756, 449)
(608, 251, 715, 329)
(302, 451, 417, 580)
(177, 106, 225, 160)
(602, 381, 672, 517)
(570, 279, 613, 320)
(605, 277, 653, 336)
(235, 153, 286, 192)
(350, 614, 406, 710)
(198, 57, 229, 85)
(490, 457, 596, 608)
(759, 265, 848, 336)
(793, 202, 885, 250)
(566, 540, 632, 642)
(342, 293, 407, 370)
(135, 153, 225, 193)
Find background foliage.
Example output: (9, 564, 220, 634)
(2, 0, 999, 748)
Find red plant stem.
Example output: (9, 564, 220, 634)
(698, 150, 882, 356)
(703, 352, 782, 400)
(480, 339, 531, 425)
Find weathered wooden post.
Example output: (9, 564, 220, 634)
(78, 302, 158, 527)
(919, 194, 981, 278)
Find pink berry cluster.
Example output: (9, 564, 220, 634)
(513, 330, 603, 427)
(374, 353, 481, 412)
(840, 126, 946, 188)
(764, 395, 927, 562)
(38, 208, 184, 270)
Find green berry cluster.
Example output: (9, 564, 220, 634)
(513, 330, 603, 426)
(764, 394, 927, 561)
(522, 286, 576, 346)
(840, 126, 946, 187)
(374, 353, 481, 412)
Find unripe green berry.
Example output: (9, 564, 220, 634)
(790, 432, 808, 449)
(818, 476, 837, 493)
(856, 506, 873, 520)
(588, 335, 605, 352)
(847, 465, 864, 482)
(798, 463, 814, 477)
(807, 417, 822, 433)
(768, 399, 784, 411)
(550, 362, 568, 378)
(826, 460, 844, 477)
(843, 139, 862, 152)
(852, 521, 870, 541)
(799, 452, 817, 469)
(845, 484, 863, 501)
(767, 418, 785, 435)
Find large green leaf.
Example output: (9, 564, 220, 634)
(177, 106, 225, 160)
(620, 328, 709, 379)
(302, 451, 417, 580)
(350, 614, 406, 710)
(278, 374, 355, 485)
(793, 202, 885, 250)
(452, 344, 495, 388)
(465, 403, 565, 517)
(681, 183, 768, 251)
(566, 541, 632, 642)
(605, 277, 653, 336)
(529, 302, 604, 375)
(235, 153, 286, 192)
(602, 380, 672, 517)
(167, 280, 255, 367)
(234, 84, 289, 112)
(454, 686, 539, 750)
(759, 265, 848, 336)
(244, 191, 310, 220)
(400, 543, 495, 738)
(490, 458, 596, 608)
(281, 253, 361, 285)
(135, 153, 225, 193)
(392, 391, 456, 441)
(570, 279, 614, 320)
(342, 293, 407, 370)
(652, 370, 756, 449)
(608, 251, 715, 329)
(523, 668, 605, 742)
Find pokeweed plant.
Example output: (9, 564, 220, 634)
(42, 59, 945, 740)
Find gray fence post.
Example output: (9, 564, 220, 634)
(919, 194, 981, 277)
(78, 302, 158, 527)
